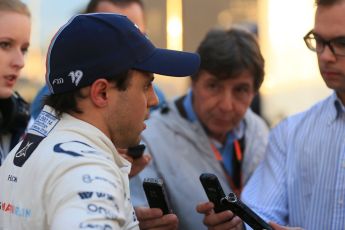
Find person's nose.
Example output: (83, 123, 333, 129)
(11, 49, 25, 70)
(319, 44, 337, 63)
(148, 85, 159, 108)
(219, 90, 234, 112)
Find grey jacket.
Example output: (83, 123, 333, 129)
(130, 98, 269, 230)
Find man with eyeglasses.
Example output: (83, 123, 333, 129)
(304, 31, 345, 57)
(197, 0, 345, 229)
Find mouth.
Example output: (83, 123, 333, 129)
(144, 111, 151, 120)
(321, 66, 340, 75)
(322, 69, 338, 75)
(213, 116, 232, 123)
(4, 74, 18, 87)
(322, 70, 341, 80)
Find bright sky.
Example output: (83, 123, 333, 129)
(24, 0, 89, 49)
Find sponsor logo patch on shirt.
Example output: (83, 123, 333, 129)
(0, 201, 31, 218)
(30, 110, 59, 137)
(14, 110, 60, 167)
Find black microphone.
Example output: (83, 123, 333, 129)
(221, 192, 273, 230)
(127, 144, 146, 159)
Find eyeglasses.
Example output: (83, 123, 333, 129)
(304, 30, 345, 56)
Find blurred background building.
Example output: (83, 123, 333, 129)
(19, 0, 330, 127)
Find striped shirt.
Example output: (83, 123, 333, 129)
(242, 92, 345, 230)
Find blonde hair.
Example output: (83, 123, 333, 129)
(0, 0, 30, 17)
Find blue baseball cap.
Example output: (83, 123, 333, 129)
(46, 13, 200, 94)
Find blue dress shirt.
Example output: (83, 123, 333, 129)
(242, 92, 345, 229)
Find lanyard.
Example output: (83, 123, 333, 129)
(0, 140, 3, 165)
(211, 140, 243, 196)
(211, 140, 242, 162)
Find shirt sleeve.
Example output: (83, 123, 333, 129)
(241, 120, 289, 226)
(44, 160, 138, 230)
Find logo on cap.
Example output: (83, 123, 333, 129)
(69, 70, 83, 86)
(52, 78, 64, 85)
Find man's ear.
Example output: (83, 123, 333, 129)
(89, 79, 113, 107)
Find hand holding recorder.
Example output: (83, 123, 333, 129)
(199, 173, 272, 230)
(143, 178, 172, 215)
(117, 144, 151, 177)
(221, 192, 273, 230)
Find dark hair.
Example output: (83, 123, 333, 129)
(192, 28, 264, 91)
(85, 0, 144, 13)
(315, 0, 343, 6)
(44, 70, 132, 117)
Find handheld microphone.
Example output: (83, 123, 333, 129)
(221, 192, 273, 230)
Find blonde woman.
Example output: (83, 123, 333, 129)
(0, 0, 31, 166)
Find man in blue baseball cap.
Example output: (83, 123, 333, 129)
(0, 13, 199, 229)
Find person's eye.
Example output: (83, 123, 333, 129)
(235, 85, 251, 95)
(144, 81, 152, 91)
(333, 38, 345, 48)
(237, 87, 248, 93)
(0, 41, 11, 50)
(207, 82, 219, 90)
(21, 46, 29, 55)
(314, 37, 324, 46)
